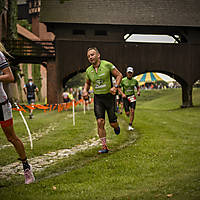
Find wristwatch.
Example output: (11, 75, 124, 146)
(114, 84, 119, 88)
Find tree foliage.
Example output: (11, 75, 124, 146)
(7, 0, 17, 39)
(18, 19, 32, 32)
(0, 0, 5, 13)
(65, 72, 86, 89)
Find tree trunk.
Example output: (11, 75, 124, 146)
(7, 0, 17, 40)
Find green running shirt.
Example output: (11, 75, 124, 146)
(120, 77, 139, 96)
(86, 60, 115, 94)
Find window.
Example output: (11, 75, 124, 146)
(95, 30, 107, 36)
(72, 30, 85, 35)
(124, 34, 177, 43)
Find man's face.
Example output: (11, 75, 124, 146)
(87, 49, 100, 64)
(126, 71, 133, 79)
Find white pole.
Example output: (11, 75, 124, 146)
(87, 100, 89, 110)
(83, 100, 86, 114)
(14, 103, 33, 149)
(72, 100, 75, 126)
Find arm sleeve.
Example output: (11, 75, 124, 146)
(111, 65, 116, 71)
(107, 61, 116, 72)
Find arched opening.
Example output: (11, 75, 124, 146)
(134, 71, 177, 90)
(134, 71, 184, 86)
(133, 70, 193, 107)
(193, 79, 200, 88)
(63, 71, 86, 89)
(61, 71, 87, 103)
(192, 79, 200, 107)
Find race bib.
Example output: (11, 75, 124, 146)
(127, 95, 136, 103)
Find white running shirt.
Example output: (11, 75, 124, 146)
(0, 51, 12, 121)
(0, 51, 9, 103)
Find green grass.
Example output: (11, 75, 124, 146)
(0, 88, 200, 200)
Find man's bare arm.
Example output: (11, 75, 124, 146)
(110, 68, 123, 95)
(112, 68, 123, 87)
(82, 79, 91, 98)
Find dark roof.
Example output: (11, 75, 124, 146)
(40, 0, 200, 27)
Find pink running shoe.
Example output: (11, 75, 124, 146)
(24, 165, 35, 184)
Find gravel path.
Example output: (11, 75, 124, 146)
(0, 137, 100, 179)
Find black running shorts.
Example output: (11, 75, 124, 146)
(123, 97, 136, 112)
(94, 93, 117, 123)
(27, 98, 35, 104)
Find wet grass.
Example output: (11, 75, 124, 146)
(0, 88, 200, 200)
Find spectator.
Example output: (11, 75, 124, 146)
(23, 78, 39, 119)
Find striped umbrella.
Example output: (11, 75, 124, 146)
(134, 72, 163, 85)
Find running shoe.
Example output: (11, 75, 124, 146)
(98, 148, 109, 154)
(114, 126, 120, 135)
(128, 125, 134, 131)
(24, 165, 35, 184)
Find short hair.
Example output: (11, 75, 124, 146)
(87, 47, 100, 54)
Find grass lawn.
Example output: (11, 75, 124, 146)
(0, 88, 200, 200)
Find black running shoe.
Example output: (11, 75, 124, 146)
(98, 148, 109, 154)
(114, 126, 120, 135)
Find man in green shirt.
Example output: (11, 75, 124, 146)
(119, 67, 140, 131)
(83, 47, 123, 154)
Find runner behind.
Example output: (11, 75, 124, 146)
(119, 66, 140, 130)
